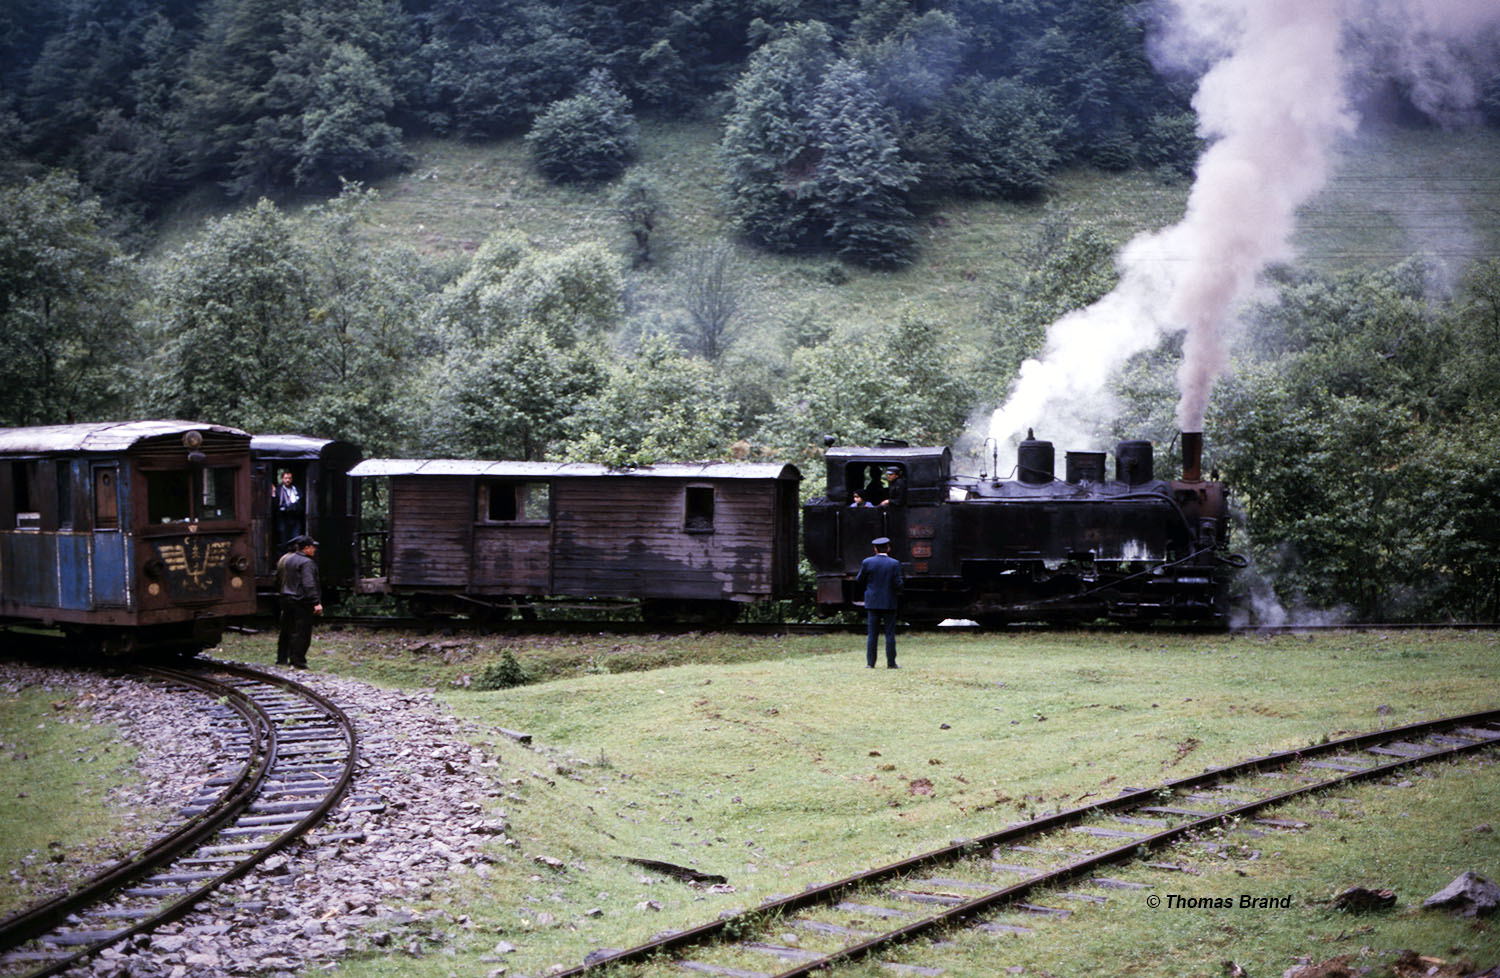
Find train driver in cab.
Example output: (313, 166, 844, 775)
(880, 466, 905, 506)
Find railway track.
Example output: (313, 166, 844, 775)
(0, 661, 359, 978)
(553, 708, 1500, 978)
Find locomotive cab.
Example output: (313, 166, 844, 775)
(805, 445, 952, 612)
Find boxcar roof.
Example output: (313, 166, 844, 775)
(251, 434, 362, 460)
(349, 458, 800, 481)
(824, 445, 950, 461)
(0, 420, 248, 455)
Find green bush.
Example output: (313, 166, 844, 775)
(471, 651, 531, 690)
(526, 69, 637, 183)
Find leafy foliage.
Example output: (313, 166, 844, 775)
(560, 335, 737, 465)
(718, 22, 835, 253)
(1207, 259, 1500, 621)
(761, 315, 981, 452)
(931, 76, 1061, 200)
(526, 70, 639, 184)
(0, 172, 140, 425)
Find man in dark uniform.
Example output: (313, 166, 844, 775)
(855, 536, 903, 669)
(879, 466, 906, 506)
(275, 535, 323, 669)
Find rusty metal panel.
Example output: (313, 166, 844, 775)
(1, 531, 57, 610)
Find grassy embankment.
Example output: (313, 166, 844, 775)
(213, 626, 1500, 978)
(0, 682, 152, 916)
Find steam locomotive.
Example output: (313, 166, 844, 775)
(803, 431, 1238, 625)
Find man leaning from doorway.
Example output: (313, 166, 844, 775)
(276, 535, 323, 669)
(855, 536, 903, 669)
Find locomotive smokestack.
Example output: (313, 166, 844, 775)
(1181, 431, 1203, 482)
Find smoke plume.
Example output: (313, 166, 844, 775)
(986, 0, 1500, 451)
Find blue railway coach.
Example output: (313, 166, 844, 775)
(0, 421, 260, 653)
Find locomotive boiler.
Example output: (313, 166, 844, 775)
(804, 431, 1238, 625)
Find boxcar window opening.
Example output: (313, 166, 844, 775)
(685, 486, 715, 533)
(94, 466, 119, 530)
(55, 461, 72, 530)
(482, 481, 518, 522)
(479, 481, 551, 523)
(13, 461, 39, 529)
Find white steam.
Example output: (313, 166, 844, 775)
(986, 0, 1500, 451)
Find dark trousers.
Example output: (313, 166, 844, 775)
(277, 597, 315, 665)
(276, 514, 302, 549)
(866, 609, 897, 667)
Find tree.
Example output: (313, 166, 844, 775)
(719, 21, 835, 252)
(806, 59, 920, 267)
(561, 335, 737, 465)
(293, 184, 433, 454)
(428, 232, 623, 349)
(677, 242, 744, 361)
(144, 198, 316, 430)
(526, 69, 638, 184)
(761, 314, 979, 452)
(933, 76, 1061, 200)
(612, 171, 664, 268)
(422, 323, 604, 460)
(179, 0, 412, 196)
(415, 0, 592, 138)
(0, 171, 139, 425)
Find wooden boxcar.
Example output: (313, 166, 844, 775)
(349, 459, 801, 621)
(0, 421, 260, 651)
(250, 434, 362, 606)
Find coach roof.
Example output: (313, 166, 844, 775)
(348, 458, 801, 481)
(0, 420, 249, 455)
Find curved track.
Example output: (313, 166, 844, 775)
(556, 708, 1500, 978)
(0, 662, 358, 978)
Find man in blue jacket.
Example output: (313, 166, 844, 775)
(855, 536, 903, 669)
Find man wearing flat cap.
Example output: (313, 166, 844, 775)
(879, 466, 905, 507)
(275, 535, 323, 669)
(855, 536, 903, 668)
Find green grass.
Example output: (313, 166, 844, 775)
(336, 118, 1500, 354)
(5, 629, 1497, 974)
(0, 683, 146, 915)
(206, 626, 1500, 978)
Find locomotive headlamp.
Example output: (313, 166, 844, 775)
(182, 431, 203, 449)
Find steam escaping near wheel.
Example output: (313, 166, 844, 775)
(985, 0, 1500, 452)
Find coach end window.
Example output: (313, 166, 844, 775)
(94, 466, 119, 530)
(12, 461, 39, 530)
(684, 486, 714, 533)
(479, 480, 551, 523)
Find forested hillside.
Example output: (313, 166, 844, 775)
(2, 0, 1499, 621)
